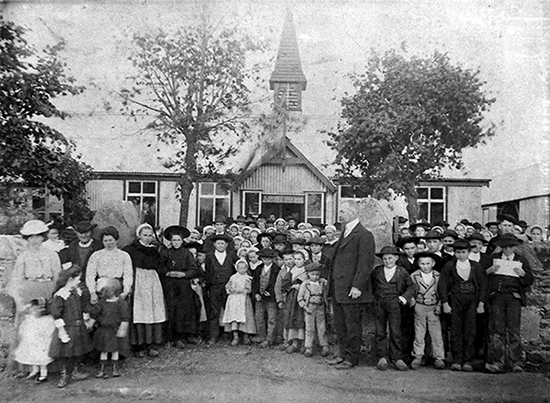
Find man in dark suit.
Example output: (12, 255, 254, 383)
(326, 202, 376, 369)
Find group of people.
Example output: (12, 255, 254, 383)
(6, 206, 543, 388)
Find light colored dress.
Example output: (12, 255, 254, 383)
(13, 313, 55, 366)
(86, 248, 133, 296)
(223, 273, 256, 334)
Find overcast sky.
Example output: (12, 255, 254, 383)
(4, 0, 549, 181)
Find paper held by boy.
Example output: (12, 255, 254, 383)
(493, 259, 522, 277)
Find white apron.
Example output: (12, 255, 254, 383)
(133, 268, 166, 324)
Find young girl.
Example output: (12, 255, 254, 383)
(89, 279, 130, 379)
(13, 298, 55, 383)
(49, 265, 93, 388)
(222, 259, 256, 346)
(281, 250, 309, 353)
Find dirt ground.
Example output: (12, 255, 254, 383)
(2, 342, 550, 403)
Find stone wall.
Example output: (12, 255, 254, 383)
(524, 241, 550, 372)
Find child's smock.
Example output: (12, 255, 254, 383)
(222, 273, 256, 334)
(13, 313, 55, 366)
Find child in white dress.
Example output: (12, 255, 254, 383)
(223, 259, 256, 345)
(13, 298, 55, 383)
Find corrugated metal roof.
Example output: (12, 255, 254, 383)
(269, 10, 307, 90)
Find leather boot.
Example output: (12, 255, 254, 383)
(57, 368, 69, 388)
(95, 360, 108, 379)
(112, 361, 120, 377)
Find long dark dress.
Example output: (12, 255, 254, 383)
(160, 247, 202, 340)
(281, 268, 307, 339)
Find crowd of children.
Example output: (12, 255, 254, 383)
(9, 212, 542, 388)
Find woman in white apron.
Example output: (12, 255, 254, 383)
(123, 224, 166, 357)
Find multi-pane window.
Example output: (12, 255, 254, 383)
(127, 181, 158, 226)
(305, 193, 324, 224)
(417, 186, 445, 223)
(31, 188, 63, 221)
(198, 183, 230, 226)
(242, 191, 262, 216)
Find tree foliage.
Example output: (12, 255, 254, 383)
(329, 49, 495, 221)
(0, 17, 93, 220)
(121, 17, 264, 225)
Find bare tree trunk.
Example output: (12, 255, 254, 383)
(405, 185, 419, 224)
(178, 176, 194, 226)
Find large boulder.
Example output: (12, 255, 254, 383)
(92, 200, 140, 248)
(341, 198, 393, 252)
(0, 235, 27, 290)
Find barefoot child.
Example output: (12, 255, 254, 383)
(13, 298, 55, 383)
(49, 265, 93, 388)
(222, 259, 256, 345)
(89, 279, 130, 378)
(297, 262, 330, 358)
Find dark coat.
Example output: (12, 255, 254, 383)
(328, 222, 376, 304)
(204, 251, 238, 288)
(397, 255, 417, 274)
(370, 265, 416, 303)
(487, 252, 534, 306)
(251, 263, 280, 303)
(438, 259, 488, 304)
(60, 239, 103, 278)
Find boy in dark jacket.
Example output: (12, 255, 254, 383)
(485, 234, 533, 373)
(252, 248, 280, 348)
(438, 239, 487, 372)
(371, 246, 416, 371)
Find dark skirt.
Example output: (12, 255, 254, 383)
(131, 323, 163, 347)
(284, 288, 305, 330)
(49, 324, 93, 358)
(165, 278, 201, 338)
(93, 325, 130, 356)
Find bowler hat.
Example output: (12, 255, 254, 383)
(414, 251, 441, 262)
(213, 216, 227, 224)
(497, 214, 518, 225)
(472, 222, 483, 231)
(183, 241, 203, 251)
(423, 230, 442, 240)
(279, 248, 295, 257)
(74, 221, 97, 234)
(496, 233, 522, 247)
(305, 262, 324, 272)
(395, 236, 420, 249)
(441, 230, 459, 240)
(258, 248, 278, 258)
(452, 239, 472, 250)
(272, 234, 288, 244)
(409, 221, 431, 231)
(467, 233, 488, 244)
(518, 220, 529, 229)
(163, 225, 191, 240)
(20, 220, 50, 236)
(235, 215, 246, 223)
(307, 236, 325, 245)
(485, 221, 498, 228)
(210, 233, 232, 243)
(375, 245, 403, 257)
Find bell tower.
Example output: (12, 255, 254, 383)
(269, 10, 307, 112)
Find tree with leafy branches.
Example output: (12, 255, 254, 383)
(120, 13, 265, 225)
(329, 49, 495, 222)
(0, 17, 93, 228)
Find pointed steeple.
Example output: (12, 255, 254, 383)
(270, 10, 307, 111)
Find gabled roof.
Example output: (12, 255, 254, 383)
(269, 9, 307, 90)
(234, 137, 336, 192)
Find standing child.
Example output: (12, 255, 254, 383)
(438, 238, 487, 372)
(222, 259, 256, 345)
(371, 246, 416, 371)
(89, 279, 130, 379)
(275, 249, 295, 349)
(281, 249, 309, 354)
(13, 298, 55, 383)
(297, 262, 330, 357)
(49, 265, 93, 388)
(409, 252, 445, 370)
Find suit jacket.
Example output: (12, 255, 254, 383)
(328, 222, 376, 304)
(397, 255, 417, 274)
(371, 265, 416, 303)
(488, 252, 534, 306)
(204, 251, 237, 288)
(438, 259, 488, 304)
(251, 263, 280, 303)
